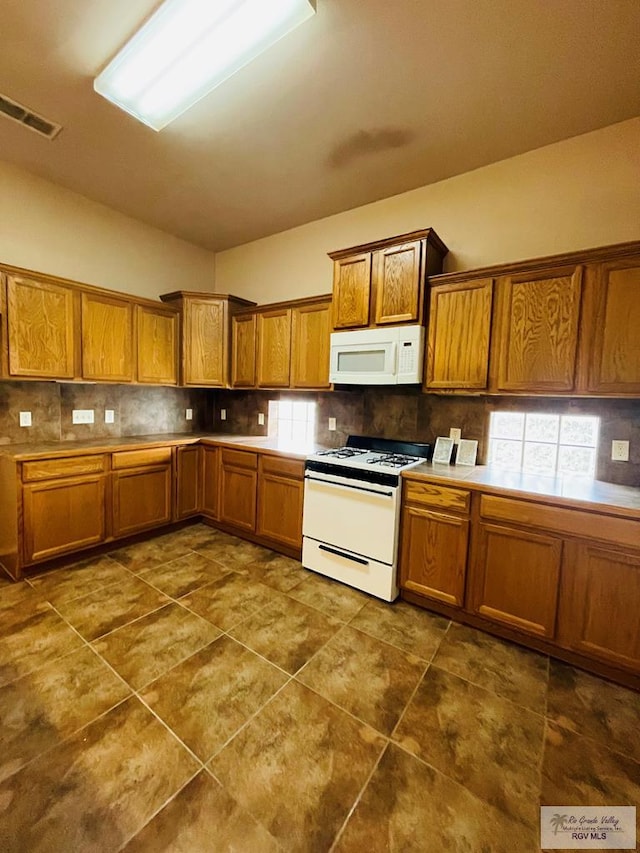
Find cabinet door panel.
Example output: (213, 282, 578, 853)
(231, 314, 257, 388)
(201, 445, 220, 519)
(426, 279, 493, 389)
(257, 471, 304, 549)
(470, 522, 561, 638)
(257, 309, 291, 387)
(23, 476, 105, 563)
(7, 276, 75, 379)
(291, 301, 331, 388)
(220, 464, 257, 531)
(558, 542, 640, 671)
(587, 259, 640, 393)
(400, 507, 468, 607)
(332, 254, 371, 329)
(136, 305, 177, 385)
(374, 240, 422, 325)
(497, 266, 582, 392)
(176, 446, 200, 519)
(112, 466, 172, 537)
(184, 298, 226, 386)
(82, 293, 134, 382)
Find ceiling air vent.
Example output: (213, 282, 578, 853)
(0, 93, 62, 140)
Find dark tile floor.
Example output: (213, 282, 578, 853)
(0, 523, 639, 852)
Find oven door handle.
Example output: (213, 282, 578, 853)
(304, 475, 394, 498)
(318, 544, 369, 566)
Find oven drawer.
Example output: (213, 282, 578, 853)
(302, 474, 399, 566)
(302, 537, 398, 602)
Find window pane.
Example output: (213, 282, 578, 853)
(278, 399, 292, 419)
(489, 438, 522, 471)
(525, 414, 559, 443)
(490, 412, 525, 440)
(523, 442, 558, 475)
(558, 445, 597, 476)
(559, 415, 599, 447)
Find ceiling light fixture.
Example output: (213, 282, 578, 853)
(94, 0, 316, 131)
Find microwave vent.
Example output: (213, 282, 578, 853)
(0, 93, 62, 140)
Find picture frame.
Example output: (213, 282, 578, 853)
(456, 439, 478, 467)
(432, 436, 455, 464)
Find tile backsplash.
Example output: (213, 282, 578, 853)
(0, 382, 208, 445)
(211, 388, 640, 487)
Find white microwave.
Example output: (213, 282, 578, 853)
(329, 324, 425, 385)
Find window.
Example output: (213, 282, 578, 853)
(488, 412, 599, 477)
(268, 399, 316, 447)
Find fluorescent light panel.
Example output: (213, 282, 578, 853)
(94, 0, 316, 131)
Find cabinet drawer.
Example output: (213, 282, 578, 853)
(404, 480, 470, 514)
(479, 494, 640, 549)
(22, 455, 106, 482)
(259, 455, 304, 479)
(221, 448, 258, 470)
(112, 447, 172, 469)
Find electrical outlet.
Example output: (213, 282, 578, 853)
(19, 411, 32, 427)
(220, 408, 227, 421)
(328, 417, 337, 431)
(611, 440, 630, 462)
(72, 409, 94, 425)
(185, 408, 193, 421)
(449, 428, 462, 444)
(258, 413, 265, 426)
(104, 409, 115, 424)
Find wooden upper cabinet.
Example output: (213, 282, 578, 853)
(496, 265, 583, 393)
(585, 256, 640, 394)
(231, 313, 257, 388)
(184, 296, 227, 386)
(5, 275, 76, 379)
(257, 308, 291, 387)
(81, 292, 134, 382)
(373, 240, 422, 325)
(291, 299, 331, 388)
(136, 304, 178, 385)
(332, 253, 371, 329)
(330, 229, 448, 331)
(160, 291, 256, 387)
(426, 278, 494, 390)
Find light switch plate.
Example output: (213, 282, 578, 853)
(19, 411, 32, 427)
(220, 409, 227, 421)
(72, 409, 94, 425)
(449, 428, 462, 444)
(185, 408, 193, 421)
(328, 417, 337, 431)
(258, 413, 265, 426)
(104, 409, 115, 424)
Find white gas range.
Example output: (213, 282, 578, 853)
(301, 436, 432, 601)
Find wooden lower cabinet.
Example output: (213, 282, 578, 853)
(175, 445, 200, 519)
(557, 541, 640, 671)
(400, 481, 470, 607)
(200, 445, 220, 520)
(468, 522, 562, 639)
(256, 456, 304, 549)
(112, 448, 173, 538)
(219, 449, 257, 532)
(23, 475, 106, 564)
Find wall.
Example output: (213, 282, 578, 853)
(215, 118, 640, 304)
(0, 382, 208, 445)
(211, 389, 640, 488)
(0, 160, 216, 301)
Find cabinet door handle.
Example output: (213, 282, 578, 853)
(318, 544, 369, 566)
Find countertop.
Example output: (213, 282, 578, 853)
(404, 462, 640, 520)
(2, 433, 639, 518)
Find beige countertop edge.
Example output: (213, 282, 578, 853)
(0, 433, 324, 462)
(403, 463, 640, 520)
